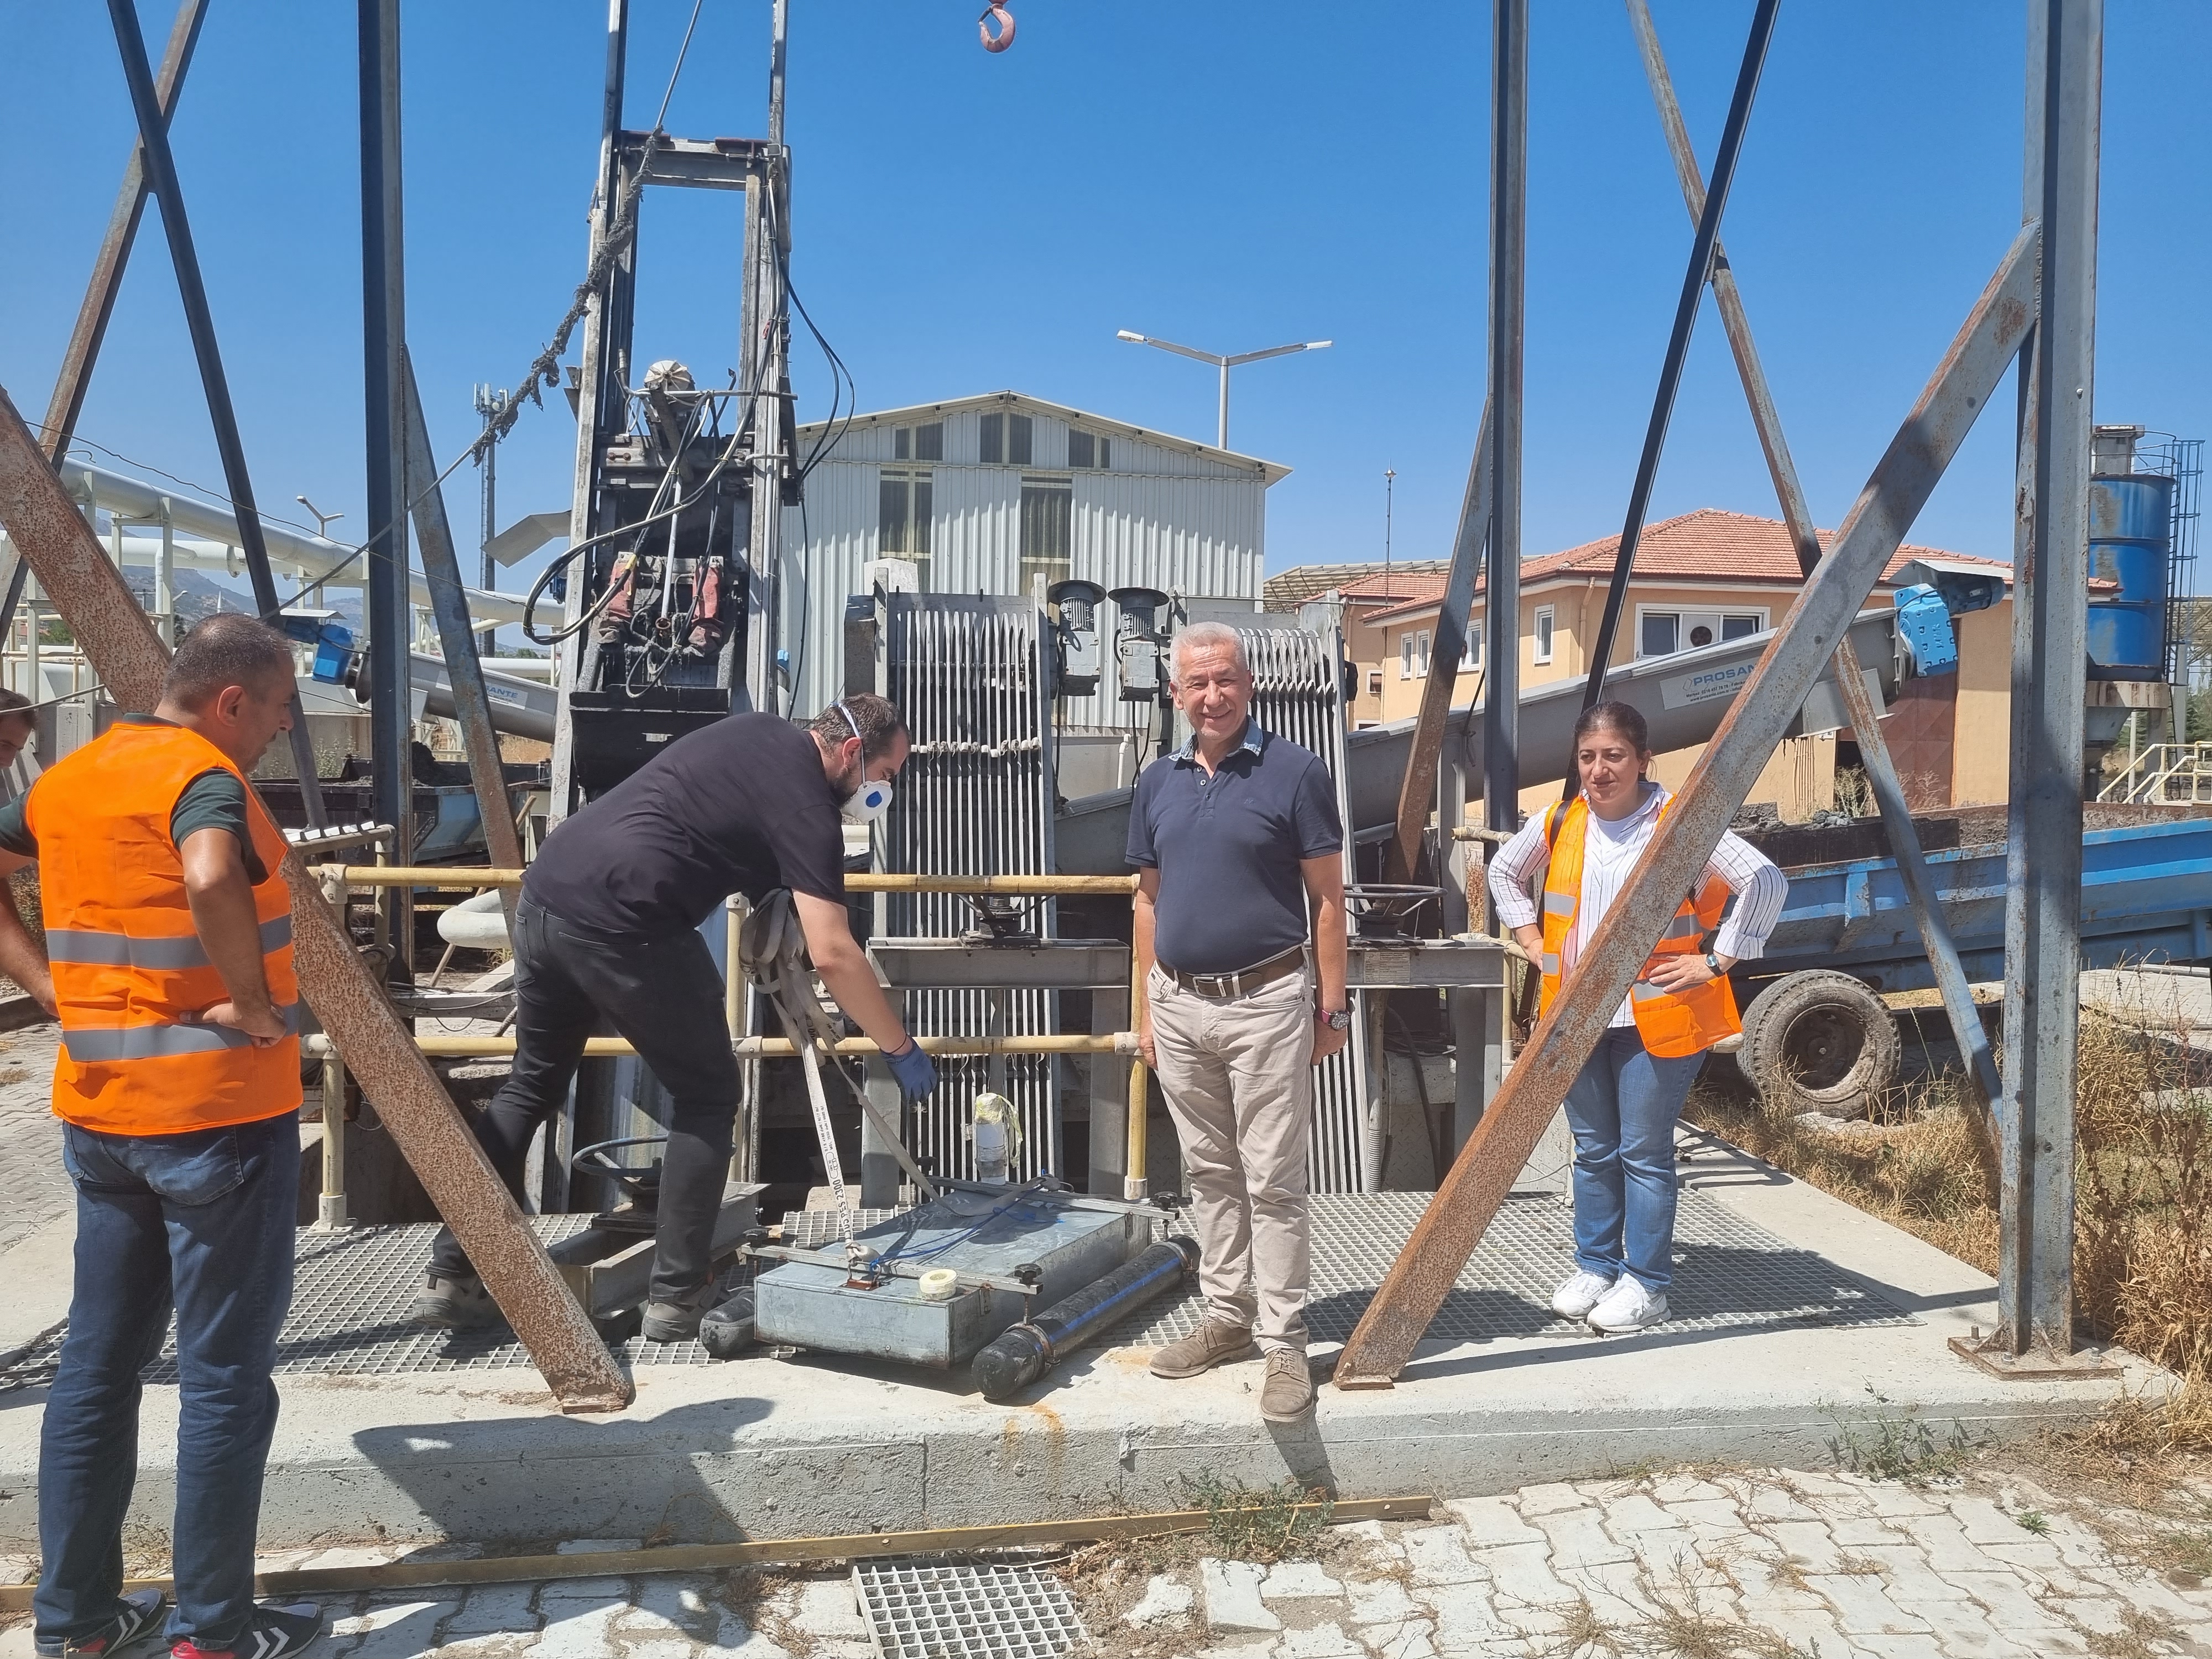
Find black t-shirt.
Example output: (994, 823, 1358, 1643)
(524, 712, 847, 936)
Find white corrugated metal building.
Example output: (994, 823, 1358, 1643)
(778, 392, 1288, 732)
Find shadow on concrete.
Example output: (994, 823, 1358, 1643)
(351, 1391, 942, 1547)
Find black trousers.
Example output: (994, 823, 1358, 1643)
(427, 897, 738, 1302)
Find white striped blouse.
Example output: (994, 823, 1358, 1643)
(1486, 784, 1789, 1029)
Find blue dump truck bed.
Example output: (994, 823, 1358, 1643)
(1739, 804, 2211, 995)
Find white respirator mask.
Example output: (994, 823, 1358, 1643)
(835, 701, 895, 825)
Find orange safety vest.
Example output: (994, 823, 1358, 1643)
(1536, 792, 1740, 1059)
(25, 721, 301, 1134)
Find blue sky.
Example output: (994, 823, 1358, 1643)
(4, 1, 2209, 636)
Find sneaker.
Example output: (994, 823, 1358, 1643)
(1258, 1348, 1316, 1422)
(1587, 1276, 1670, 1333)
(1148, 1319, 1257, 1379)
(1550, 1269, 1616, 1320)
(171, 1601, 322, 1659)
(36, 1588, 165, 1656)
(408, 1272, 503, 1331)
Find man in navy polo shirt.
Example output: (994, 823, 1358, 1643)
(1127, 621, 1348, 1422)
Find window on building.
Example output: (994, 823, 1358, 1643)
(978, 412, 1032, 466)
(1067, 429, 1112, 470)
(1399, 633, 1415, 680)
(1465, 617, 1484, 671)
(1638, 608, 1767, 658)
(879, 468, 933, 584)
(1533, 606, 1556, 665)
(1367, 669, 1383, 698)
(1416, 630, 1432, 677)
(892, 421, 944, 462)
(1018, 478, 1072, 594)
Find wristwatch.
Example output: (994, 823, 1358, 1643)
(1319, 1006, 1351, 1032)
(1703, 952, 1723, 975)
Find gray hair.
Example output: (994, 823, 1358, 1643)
(1168, 622, 1249, 682)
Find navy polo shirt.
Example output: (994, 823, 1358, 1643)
(1126, 719, 1344, 975)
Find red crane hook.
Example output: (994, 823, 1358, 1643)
(979, 3, 1015, 52)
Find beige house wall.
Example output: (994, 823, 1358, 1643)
(1949, 598, 2015, 806)
(1373, 578, 1841, 822)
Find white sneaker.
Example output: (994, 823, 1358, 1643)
(1587, 1277, 1670, 1333)
(1550, 1269, 1616, 1320)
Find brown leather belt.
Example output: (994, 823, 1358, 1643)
(1157, 945, 1307, 1000)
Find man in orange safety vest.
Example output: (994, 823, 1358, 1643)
(0, 616, 325, 1659)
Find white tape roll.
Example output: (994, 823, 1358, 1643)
(917, 1268, 959, 1302)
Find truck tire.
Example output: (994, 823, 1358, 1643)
(1735, 970, 1898, 1118)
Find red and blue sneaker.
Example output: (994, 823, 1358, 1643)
(35, 1588, 166, 1657)
(169, 1602, 322, 1659)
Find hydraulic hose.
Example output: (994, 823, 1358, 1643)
(972, 1236, 1198, 1401)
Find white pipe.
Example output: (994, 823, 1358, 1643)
(437, 888, 511, 951)
(51, 460, 527, 627)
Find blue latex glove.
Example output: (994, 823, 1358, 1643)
(885, 1040, 937, 1099)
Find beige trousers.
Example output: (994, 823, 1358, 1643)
(1147, 962, 1314, 1352)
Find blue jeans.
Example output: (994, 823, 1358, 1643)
(35, 1112, 300, 1652)
(1561, 1027, 1704, 1292)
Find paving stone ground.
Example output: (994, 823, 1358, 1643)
(0, 1026, 66, 1259)
(3, 1467, 2202, 1658)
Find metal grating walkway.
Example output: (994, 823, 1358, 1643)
(0, 1190, 1910, 1390)
(1100, 1189, 1917, 1348)
(853, 1559, 1086, 1659)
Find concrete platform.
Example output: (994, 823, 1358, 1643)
(0, 1123, 2162, 1553)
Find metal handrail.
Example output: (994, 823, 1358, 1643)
(2099, 741, 2212, 804)
(317, 865, 1140, 895)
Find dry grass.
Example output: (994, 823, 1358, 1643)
(1686, 994, 2212, 1383)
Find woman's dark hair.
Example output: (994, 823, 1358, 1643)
(1572, 700, 1651, 754)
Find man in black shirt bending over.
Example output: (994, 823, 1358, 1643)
(412, 694, 936, 1342)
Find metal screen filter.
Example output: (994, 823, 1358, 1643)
(1237, 620, 1376, 1193)
(853, 1559, 1086, 1659)
(879, 597, 1062, 1183)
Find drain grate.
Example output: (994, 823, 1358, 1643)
(1100, 1188, 1917, 1349)
(853, 1559, 1085, 1658)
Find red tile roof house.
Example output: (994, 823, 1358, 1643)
(1320, 508, 2018, 819)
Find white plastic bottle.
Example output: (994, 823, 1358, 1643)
(971, 1092, 1016, 1185)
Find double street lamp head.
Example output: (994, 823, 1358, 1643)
(1115, 331, 1332, 450)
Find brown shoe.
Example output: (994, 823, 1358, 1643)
(1149, 1319, 1256, 1379)
(1259, 1348, 1316, 1422)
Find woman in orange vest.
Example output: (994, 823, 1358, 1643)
(1488, 701, 1786, 1334)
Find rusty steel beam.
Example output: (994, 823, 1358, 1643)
(1384, 412, 1494, 885)
(1996, 0, 2101, 1364)
(1625, 0, 2005, 1170)
(107, 0, 327, 826)
(43, 0, 207, 455)
(1333, 226, 2041, 1387)
(0, 381, 633, 1413)
(399, 350, 524, 928)
(1483, 0, 1527, 838)
(1575, 0, 1780, 724)
(3, 0, 210, 645)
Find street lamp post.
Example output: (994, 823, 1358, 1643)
(295, 494, 343, 608)
(1115, 331, 1332, 451)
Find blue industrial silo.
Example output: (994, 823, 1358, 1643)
(2086, 466, 2175, 681)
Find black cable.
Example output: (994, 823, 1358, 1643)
(1573, 0, 1781, 746)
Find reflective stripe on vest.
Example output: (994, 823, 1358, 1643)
(46, 914, 293, 971)
(64, 1003, 302, 1063)
(1535, 792, 1741, 1059)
